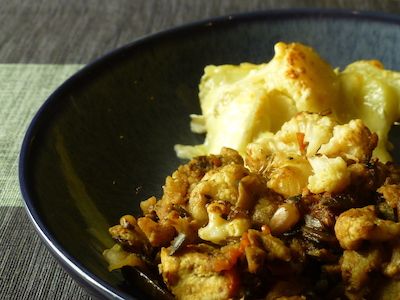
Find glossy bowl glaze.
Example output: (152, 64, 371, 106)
(19, 9, 400, 299)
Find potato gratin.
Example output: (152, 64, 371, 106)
(104, 43, 400, 300)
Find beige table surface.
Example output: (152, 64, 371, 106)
(2, 0, 400, 299)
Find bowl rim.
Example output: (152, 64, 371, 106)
(18, 8, 400, 300)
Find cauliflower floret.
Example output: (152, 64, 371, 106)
(307, 155, 351, 194)
(318, 119, 377, 163)
(266, 154, 313, 197)
(187, 163, 248, 225)
(246, 111, 338, 162)
(198, 202, 251, 245)
(273, 111, 338, 156)
(246, 112, 378, 197)
(334, 205, 400, 250)
(245, 112, 338, 197)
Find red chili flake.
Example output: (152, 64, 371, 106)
(212, 158, 222, 167)
(261, 225, 271, 235)
(296, 132, 306, 155)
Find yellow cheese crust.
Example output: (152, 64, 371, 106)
(175, 42, 400, 162)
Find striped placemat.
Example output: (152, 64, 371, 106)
(0, 64, 95, 299)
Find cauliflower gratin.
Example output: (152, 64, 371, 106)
(175, 42, 400, 162)
(104, 43, 400, 300)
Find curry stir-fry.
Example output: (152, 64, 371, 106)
(104, 112, 400, 299)
(104, 43, 400, 299)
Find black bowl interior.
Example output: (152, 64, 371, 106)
(19, 9, 400, 299)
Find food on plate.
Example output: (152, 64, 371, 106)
(174, 42, 400, 162)
(104, 43, 400, 299)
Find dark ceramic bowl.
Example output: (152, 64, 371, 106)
(19, 9, 400, 300)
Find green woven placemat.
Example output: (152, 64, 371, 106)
(0, 64, 84, 207)
(0, 64, 93, 300)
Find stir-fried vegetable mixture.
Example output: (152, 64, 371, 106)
(104, 112, 400, 299)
